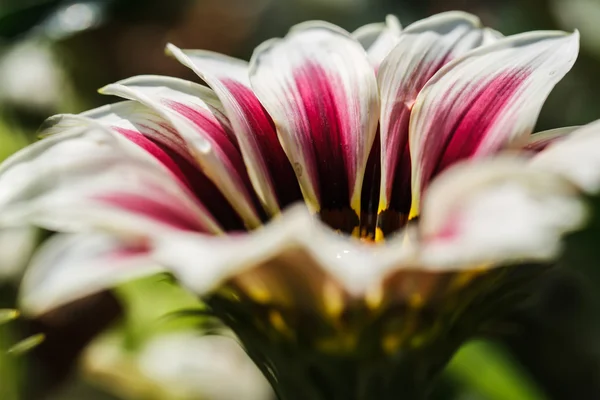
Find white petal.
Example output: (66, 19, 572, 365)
(138, 334, 272, 400)
(523, 126, 578, 152)
(531, 119, 600, 193)
(152, 205, 414, 302)
(19, 233, 162, 316)
(420, 157, 587, 267)
(0, 227, 37, 281)
(353, 15, 402, 69)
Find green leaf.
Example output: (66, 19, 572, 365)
(446, 340, 547, 400)
(0, 309, 19, 325)
(6, 333, 45, 355)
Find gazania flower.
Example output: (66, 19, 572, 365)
(1, 10, 599, 398)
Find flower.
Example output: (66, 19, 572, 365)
(0, 10, 598, 399)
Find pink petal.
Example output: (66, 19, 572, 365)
(100, 75, 264, 229)
(46, 103, 246, 231)
(166, 45, 302, 216)
(377, 12, 494, 228)
(409, 30, 579, 216)
(249, 21, 379, 223)
(0, 127, 223, 235)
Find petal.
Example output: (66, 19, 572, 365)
(419, 157, 587, 267)
(19, 233, 161, 316)
(45, 102, 246, 231)
(152, 205, 414, 306)
(523, 126, 578, 152)
(137, 334, 273, 400)
(0, 227, 37, 280)
(100, 75, 263, 229)
(166, 44, 302, 216)
(409, 30, 580, 216)
(249, 21, 380, 220)
(377, 11, 490, 228)
(352, 15, 402, 70)
(0, 127, 222, 235)
(531, 120, 600, 193)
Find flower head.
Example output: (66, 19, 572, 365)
(1, 10, 598, 398)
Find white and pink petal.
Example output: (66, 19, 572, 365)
(166, 45, 302, 216)
(377, 11, 491, 227)
(249, 21, 379, 223)
(419, 157, 587, 268)
(409, 30, 580, 216)
(99, 75, 264, 229)
(152, 205, 415, 311)
(19, 232, 161, 316)
(0, 127, 222, 235)
(44, 102, 247, 231)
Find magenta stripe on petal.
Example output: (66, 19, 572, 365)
(108, 241, 151, 260)
(389, 143, 412, 214)
(222, 79, 302, 208)
(148, 140, 246, 231)
(294, 62, 350, 210)
(114, 128, 191, 185)
(421, 70, 530, 190)
(166, 100, 267, 220)
(359, 130, 381, 234)
(95, 192, 208, 232)
(114, 127, 246, 231)
(166, 100, 242, 157)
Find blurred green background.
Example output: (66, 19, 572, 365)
(1, 0, 600, 399)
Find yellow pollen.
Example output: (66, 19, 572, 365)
(323, 281, 345, 318)
(408, 203, 419, 220)
(449, 264, 490, 291)
(365, 284, 384, 310)
(239, 279, 272, 304)
(268, 310, 294, 338)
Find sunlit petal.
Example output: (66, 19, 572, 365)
(249, 21, 379, 218)
(409, 30, 579, 216)
(19, 232, 160, 316)
(100, 75, 263, 228)
(153, 205, 414, 306)
(523, 126, 578, 152)
(0, 127, 222, 235)
(353, 15, 402, 70)
(531, 119, 600, 193)
(378, 11, 489, 224)
(45, 102, 246, 230)
(166, 45, 302, 215)
(420, 157, 587, 267)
